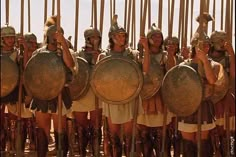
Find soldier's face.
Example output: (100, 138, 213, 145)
(112, 33, 126, 46)
(150, 33, 162, 47)
(27, 39, 38, 52)
(90, 35, 100, 49)
(202, 42, 210, 54)
(48, 33, 57, 49)
(2, 36, 15, 48)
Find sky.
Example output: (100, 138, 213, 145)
(1, 0, 235, 50)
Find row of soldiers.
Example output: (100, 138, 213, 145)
(0, 13, 235, 157)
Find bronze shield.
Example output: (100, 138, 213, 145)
(68, 57, 90, 100)
(90, 56, 143, 105)
(140, 58, 164, 100)
(1, 56, 19, 97)
(24, 51, 66, 100)
(161, 65, 203, 116)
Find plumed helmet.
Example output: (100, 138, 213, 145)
(24, 32, 37, 42)
(108, 15, 127, 38)
(84, 27, 101, 40)
(164, 36, 179, 46)
(147, 23, 162, 39)
(45, 25, 64, 37)
(1, 25, 16, 37)
(210, 30, 227, 51)
(196, 12, 214, 23)
(191, 32, 210, 47)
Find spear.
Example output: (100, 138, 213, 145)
(158, 0, 163, 30)
(16, 0, 24, 156)
(52, 0, 55, 15)
(56, 0, 64, 156)
(44, 0, 48, 24)
(28, 0, 31, 32)
(99, 0, 104, 46)
(74, 0, 79, 51)
(6, 0, 9, 25)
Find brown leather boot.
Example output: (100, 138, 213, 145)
(54, 131, 69, 157)
(124, 135, 132, 157)
(90, 127, 102, 157)
(110, 134, 122, 157)
(78, 127, 88, 157)
(182, 139, 196, 157)
(201, 139, 213, 157)
(36, 128, 48, 157)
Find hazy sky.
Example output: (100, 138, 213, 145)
(1, 0, 235, 50)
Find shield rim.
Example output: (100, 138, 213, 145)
(68, 56, 90, 100)
(161, 64, 203, 116)
(140, 60, 164, 100)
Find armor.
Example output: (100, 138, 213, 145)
(164, 36, 179, 46)
(84, 27, 101, 49)
(161, 64, 203, 116)
(68, 56, 90, 100)
(0, 56, 19, 97)
(91, 55, 143, 104)
(108, 15, 127, 38)
(84, 27, 101, 40)
(24, 51, 66, 100)
(24, 32, 37, 42)
(147, 23, 162, 39)
(210, 30, 227, 51)
(1, 25, 16, 37)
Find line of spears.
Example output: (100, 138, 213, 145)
(0, 0, 235, 157)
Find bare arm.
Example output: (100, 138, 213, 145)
(196, 48, 217, 84)
(56, 32, 75, 69)
(139, 36, 150, 74)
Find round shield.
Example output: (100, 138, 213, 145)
(211, 65, 229, 104)
(1, 56, 19, 97)
(24, 51, 66, 100)
(68, 57, 90, 100)
(140, 58, 164, 99)
(161, 65, 203, 116)
(91, 55, 143, 104)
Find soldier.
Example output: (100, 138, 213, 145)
(6, 32, 38, 152)
(71, 27, 103, 156)
(0, 25, 34, 154)
(28, 25, 75, 157)
(209, 30, 235, 156)
(96, 15, 149, 157)
(136, 24, 176, 157)
(0, 25, 18, 153)
(178, 33, 222, 157)
(163, 36, 183, 157)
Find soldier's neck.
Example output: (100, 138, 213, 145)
(1, 46, 14, 52)
(112, 45, 125, 53)
(149, 46, 161, 54)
